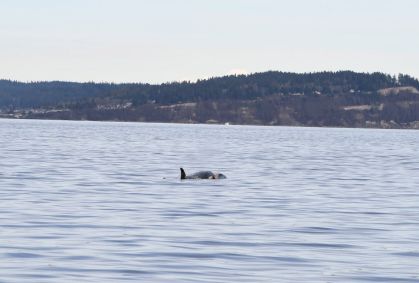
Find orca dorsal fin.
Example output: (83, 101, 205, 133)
(180, 168, 186, 179)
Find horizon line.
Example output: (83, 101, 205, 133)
(1, 69, 417, 85)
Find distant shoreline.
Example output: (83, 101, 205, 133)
(2, 71, 419, 130)
(1, 117, 418, 131)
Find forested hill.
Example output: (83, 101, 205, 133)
(1, 71, 419, 129)
(1, 71, 418, 107)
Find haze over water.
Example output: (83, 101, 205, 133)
(1, 119, 419, 282)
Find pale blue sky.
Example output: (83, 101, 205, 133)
(1, 0, 418, 83)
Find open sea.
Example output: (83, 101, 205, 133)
(1, 118, 419, 282)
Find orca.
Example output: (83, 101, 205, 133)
(180, 168, 226, 180)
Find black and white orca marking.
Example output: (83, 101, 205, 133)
(180, 168, 226, 180)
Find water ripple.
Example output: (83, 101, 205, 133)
(1, 119, 419, 282)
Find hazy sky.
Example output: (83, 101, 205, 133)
(1, 0, 418, 83)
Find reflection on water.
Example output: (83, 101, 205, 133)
(1, 119, 419, 282)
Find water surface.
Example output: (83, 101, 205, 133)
(1, 119, 419, 282)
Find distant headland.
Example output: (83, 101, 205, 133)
(1, 71, 419, 129)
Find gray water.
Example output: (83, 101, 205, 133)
(1, 119, 419, 283)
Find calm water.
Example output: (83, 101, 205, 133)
(1, 119, 419, 282)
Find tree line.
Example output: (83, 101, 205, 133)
(1, 71, 418, 109)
